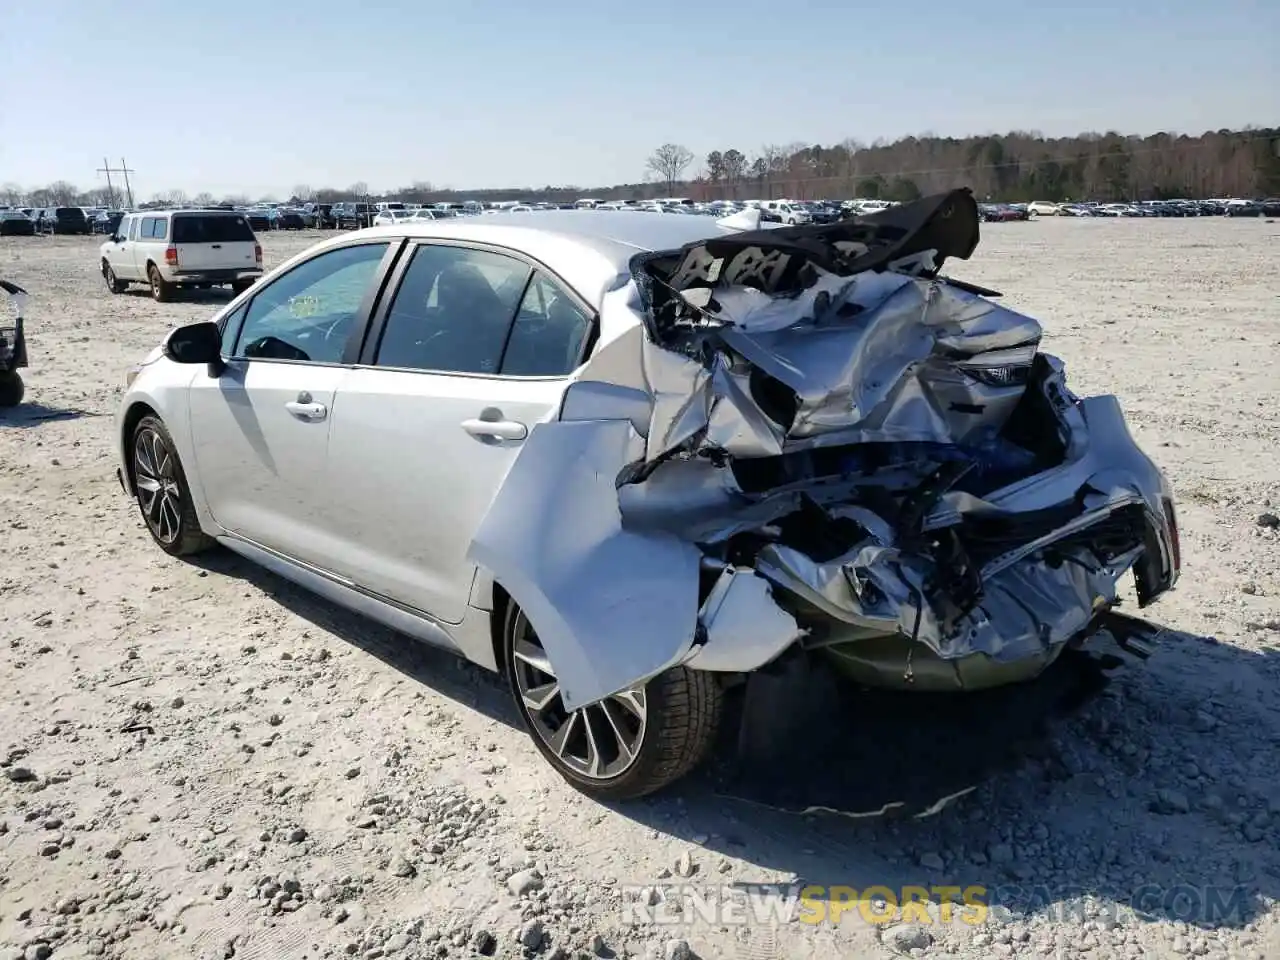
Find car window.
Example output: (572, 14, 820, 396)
(152, 218, 168, 241)
(232, 242, 390, 364)
(219, 303, 248, 355)
(374, 244, 529, 375)
(173, 214, 255, 243)
(139, 217, 155, 239)
(501, 272, 593, 377)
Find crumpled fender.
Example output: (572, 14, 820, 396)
(466, 417, 703, 712)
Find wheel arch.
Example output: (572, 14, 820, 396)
(489, 581, 512, 677)
(120, 400, 160, 495)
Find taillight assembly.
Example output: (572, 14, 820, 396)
(254, 243, 263, 264)
(164, 245, 178, 267)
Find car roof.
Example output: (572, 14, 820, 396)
(324, 211, 731, 307)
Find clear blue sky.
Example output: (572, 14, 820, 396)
(2, 0, 1275, 199)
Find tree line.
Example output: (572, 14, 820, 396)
(4, 127, 1276, 210)
(644, 128, 1280, 203)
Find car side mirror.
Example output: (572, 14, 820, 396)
(165, 321, 226, 376)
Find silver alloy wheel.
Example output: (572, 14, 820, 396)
(133, 428, 182, 545)
(511, 614, 647, 780)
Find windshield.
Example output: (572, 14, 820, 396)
(172, 214, 256, 243)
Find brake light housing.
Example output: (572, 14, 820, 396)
(254, 243, 262, 265)
(164, 245, 178, 267)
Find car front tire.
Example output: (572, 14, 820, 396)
(130, 415, 215, 557)
(103, 261, 127, 294)
(502, 601, 722, 800)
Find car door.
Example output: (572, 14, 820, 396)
(185, 239, 399, 566)
(105, 215, 135, 278)
(131, 216, 158, 279)
(323, 241, 595, 624)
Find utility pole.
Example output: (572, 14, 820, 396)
(97, 158, 137, 209)
(97, 158, 116, 207)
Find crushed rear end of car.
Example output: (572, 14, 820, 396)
(469, 189, 1180, 717)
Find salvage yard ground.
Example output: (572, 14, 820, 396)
(1, 218, 1279, 960)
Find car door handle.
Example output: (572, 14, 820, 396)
(285, 401, 328, 421)
(461, 418, 527, 441)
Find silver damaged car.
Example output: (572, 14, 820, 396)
(115, 190, 1181, 799)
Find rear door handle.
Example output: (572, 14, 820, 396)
(285, 401, 327, 424)
(461, 418, 527, 441)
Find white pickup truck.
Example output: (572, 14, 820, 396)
(100, 210, 263, 302)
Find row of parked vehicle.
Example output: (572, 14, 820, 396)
(0, 205, 127, 236)
(992, 198, 1280, 220)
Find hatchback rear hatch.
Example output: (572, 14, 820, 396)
(171, 213, 259, 272)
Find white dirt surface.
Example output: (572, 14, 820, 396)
(2, 218, 1279, 960)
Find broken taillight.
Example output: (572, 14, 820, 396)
(954, 343, 1037, 388)
(164, 245, 178, 267)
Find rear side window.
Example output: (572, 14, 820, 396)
(172, 214, 255, 243)
(374, 245, 529, 375)
(140, 217, 157, 238)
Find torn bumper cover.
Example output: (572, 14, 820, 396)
(469, 189, 1181, 711)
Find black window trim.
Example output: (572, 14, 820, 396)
(356, 237, 600, 381)
(217, 237, 406, 368)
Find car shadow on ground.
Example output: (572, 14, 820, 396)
(188, 547, 1280, 933)
(0, 402, 103, 428)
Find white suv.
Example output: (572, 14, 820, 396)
(762, 200, 812, 225)
(100, 210, 264, 302)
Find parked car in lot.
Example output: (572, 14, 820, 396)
(50, 206, 92, 235)
(372, 210, 416, 227)
(1225, 199, 1262, 217)
(0, 210, 36, 236)
(334, 203, 375, 229)
(244, 207, 278, 231)
(114, 196, 1180, 800)
(1262, 198, 1280, 217)
(1026, 201, 1060, 216)
(100, 210, 263, 301)
(978, 203, 1029, 222)
(306, 203, 337, 229)
(275, 208, 307, 230)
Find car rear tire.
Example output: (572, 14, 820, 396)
(130, 415, 215, 557)
(103, 261, 127, 294)
(0, 371, 24, 407)
(502, 601, 722, 800)
(148, 265, 174, 303)
(231, 279, 254, 295)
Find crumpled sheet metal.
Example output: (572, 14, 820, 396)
(713, 277, 1043, 451)
(466, 419, 703, 713)
(757, 534, 1143, 665)
(684, 566, 807, 672)
(635, 272, 1043, 466)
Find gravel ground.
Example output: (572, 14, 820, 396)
(1, 217, 1278, 960)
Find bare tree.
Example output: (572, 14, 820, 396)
(1, 183, 23, 205)
(292, 184, 316, 202)
(646, 144, 694, 196)
(347, 182, 369, 201)
(47, 181, 79, 205)
(193, 192, 215, 207)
